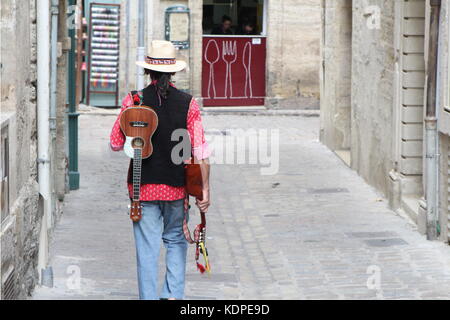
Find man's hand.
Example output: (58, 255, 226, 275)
(196, 188, 210, 213)
(196, 158, 210, 213)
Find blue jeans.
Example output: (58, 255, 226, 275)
(132, 199, 188, 300)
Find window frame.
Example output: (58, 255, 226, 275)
(202, 0, 267, 37)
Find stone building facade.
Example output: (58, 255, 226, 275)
(321, 0, 450, 243)
(1, 0, 70, 299)
(436, 0, 450, 243)
(117, 0, 322, 109)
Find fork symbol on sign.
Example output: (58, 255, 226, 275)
(222, 41, 237, 98)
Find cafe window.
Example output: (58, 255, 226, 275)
(1, 124, 9, 224)
(203, 0, 265, 35)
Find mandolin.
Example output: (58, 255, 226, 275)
(119, 106, 158, 222)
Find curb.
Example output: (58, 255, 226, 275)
(201, 109, 320, 117)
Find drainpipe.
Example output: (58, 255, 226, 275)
(37, 0, 51, 279)
(125, 0, 130, 90)
(50, 0, 59, 136)
(48, 0, 59, 229)
(425, 0, 441, 240)
(319, 0, 326, 142)
(136, 0, 146, 90)
(435, 7, 444, 240)
(68, 0, 80, 190)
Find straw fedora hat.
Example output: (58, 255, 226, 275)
(136, 40, 187, 73)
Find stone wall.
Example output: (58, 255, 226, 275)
(188, 0, 203, 98)
(320, 0, 353, 151)
(437, 0, 450, 135)
(1, 0, 40, 299)
(1, 0, 69, 299)
(321, 0, 397, 197)
(118, 0, 138, 99)
(350, 0, 397, 195)
(56, 0, 70, 202)
(437, 0, 450, 242)
(265, 0, 322, 109)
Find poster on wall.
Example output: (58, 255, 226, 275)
(165, 5, 190, 49)
(169, 13, 189, 42)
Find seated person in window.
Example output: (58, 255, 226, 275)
(211, 15, 233, 35)
(237, 21, 258, 35)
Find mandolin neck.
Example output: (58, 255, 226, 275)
(133, 148, 142, 201)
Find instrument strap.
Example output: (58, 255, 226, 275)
(183, 196, 200, 245)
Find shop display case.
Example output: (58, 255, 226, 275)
(87, 3, 121, 107)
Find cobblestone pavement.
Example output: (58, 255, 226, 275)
(32, 111, 450, 300)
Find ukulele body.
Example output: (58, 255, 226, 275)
(119, 106, 158, 159)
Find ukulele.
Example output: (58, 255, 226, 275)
(119, 106, 158, 222)
(184, 158, 211, 274)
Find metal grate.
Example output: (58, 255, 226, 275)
(1, 268, 17, 300)
(364, 238, 408, 247)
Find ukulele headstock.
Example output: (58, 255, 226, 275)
(129, 201, 142, 222)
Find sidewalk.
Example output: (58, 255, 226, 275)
(32, 112, 450, 300)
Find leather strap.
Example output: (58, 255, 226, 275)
(183, 196, 202, 245)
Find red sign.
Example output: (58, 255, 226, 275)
(202, 36, 266, 107)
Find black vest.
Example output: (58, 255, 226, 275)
(127, 84, 192, 187)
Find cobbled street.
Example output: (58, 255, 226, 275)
(32, 110, 450, 300)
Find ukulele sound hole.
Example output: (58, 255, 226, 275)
(132, 137, 144, 148)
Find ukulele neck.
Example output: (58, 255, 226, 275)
(133, 148, 142, 201)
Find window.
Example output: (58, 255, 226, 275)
(1, 124, 9, 224)
(203, 0, 265, 35)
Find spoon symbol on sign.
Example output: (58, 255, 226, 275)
(204, 40, 220, 98)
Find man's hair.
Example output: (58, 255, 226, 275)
(222, 15, 232, 23)
(144, 69, 175, 99)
